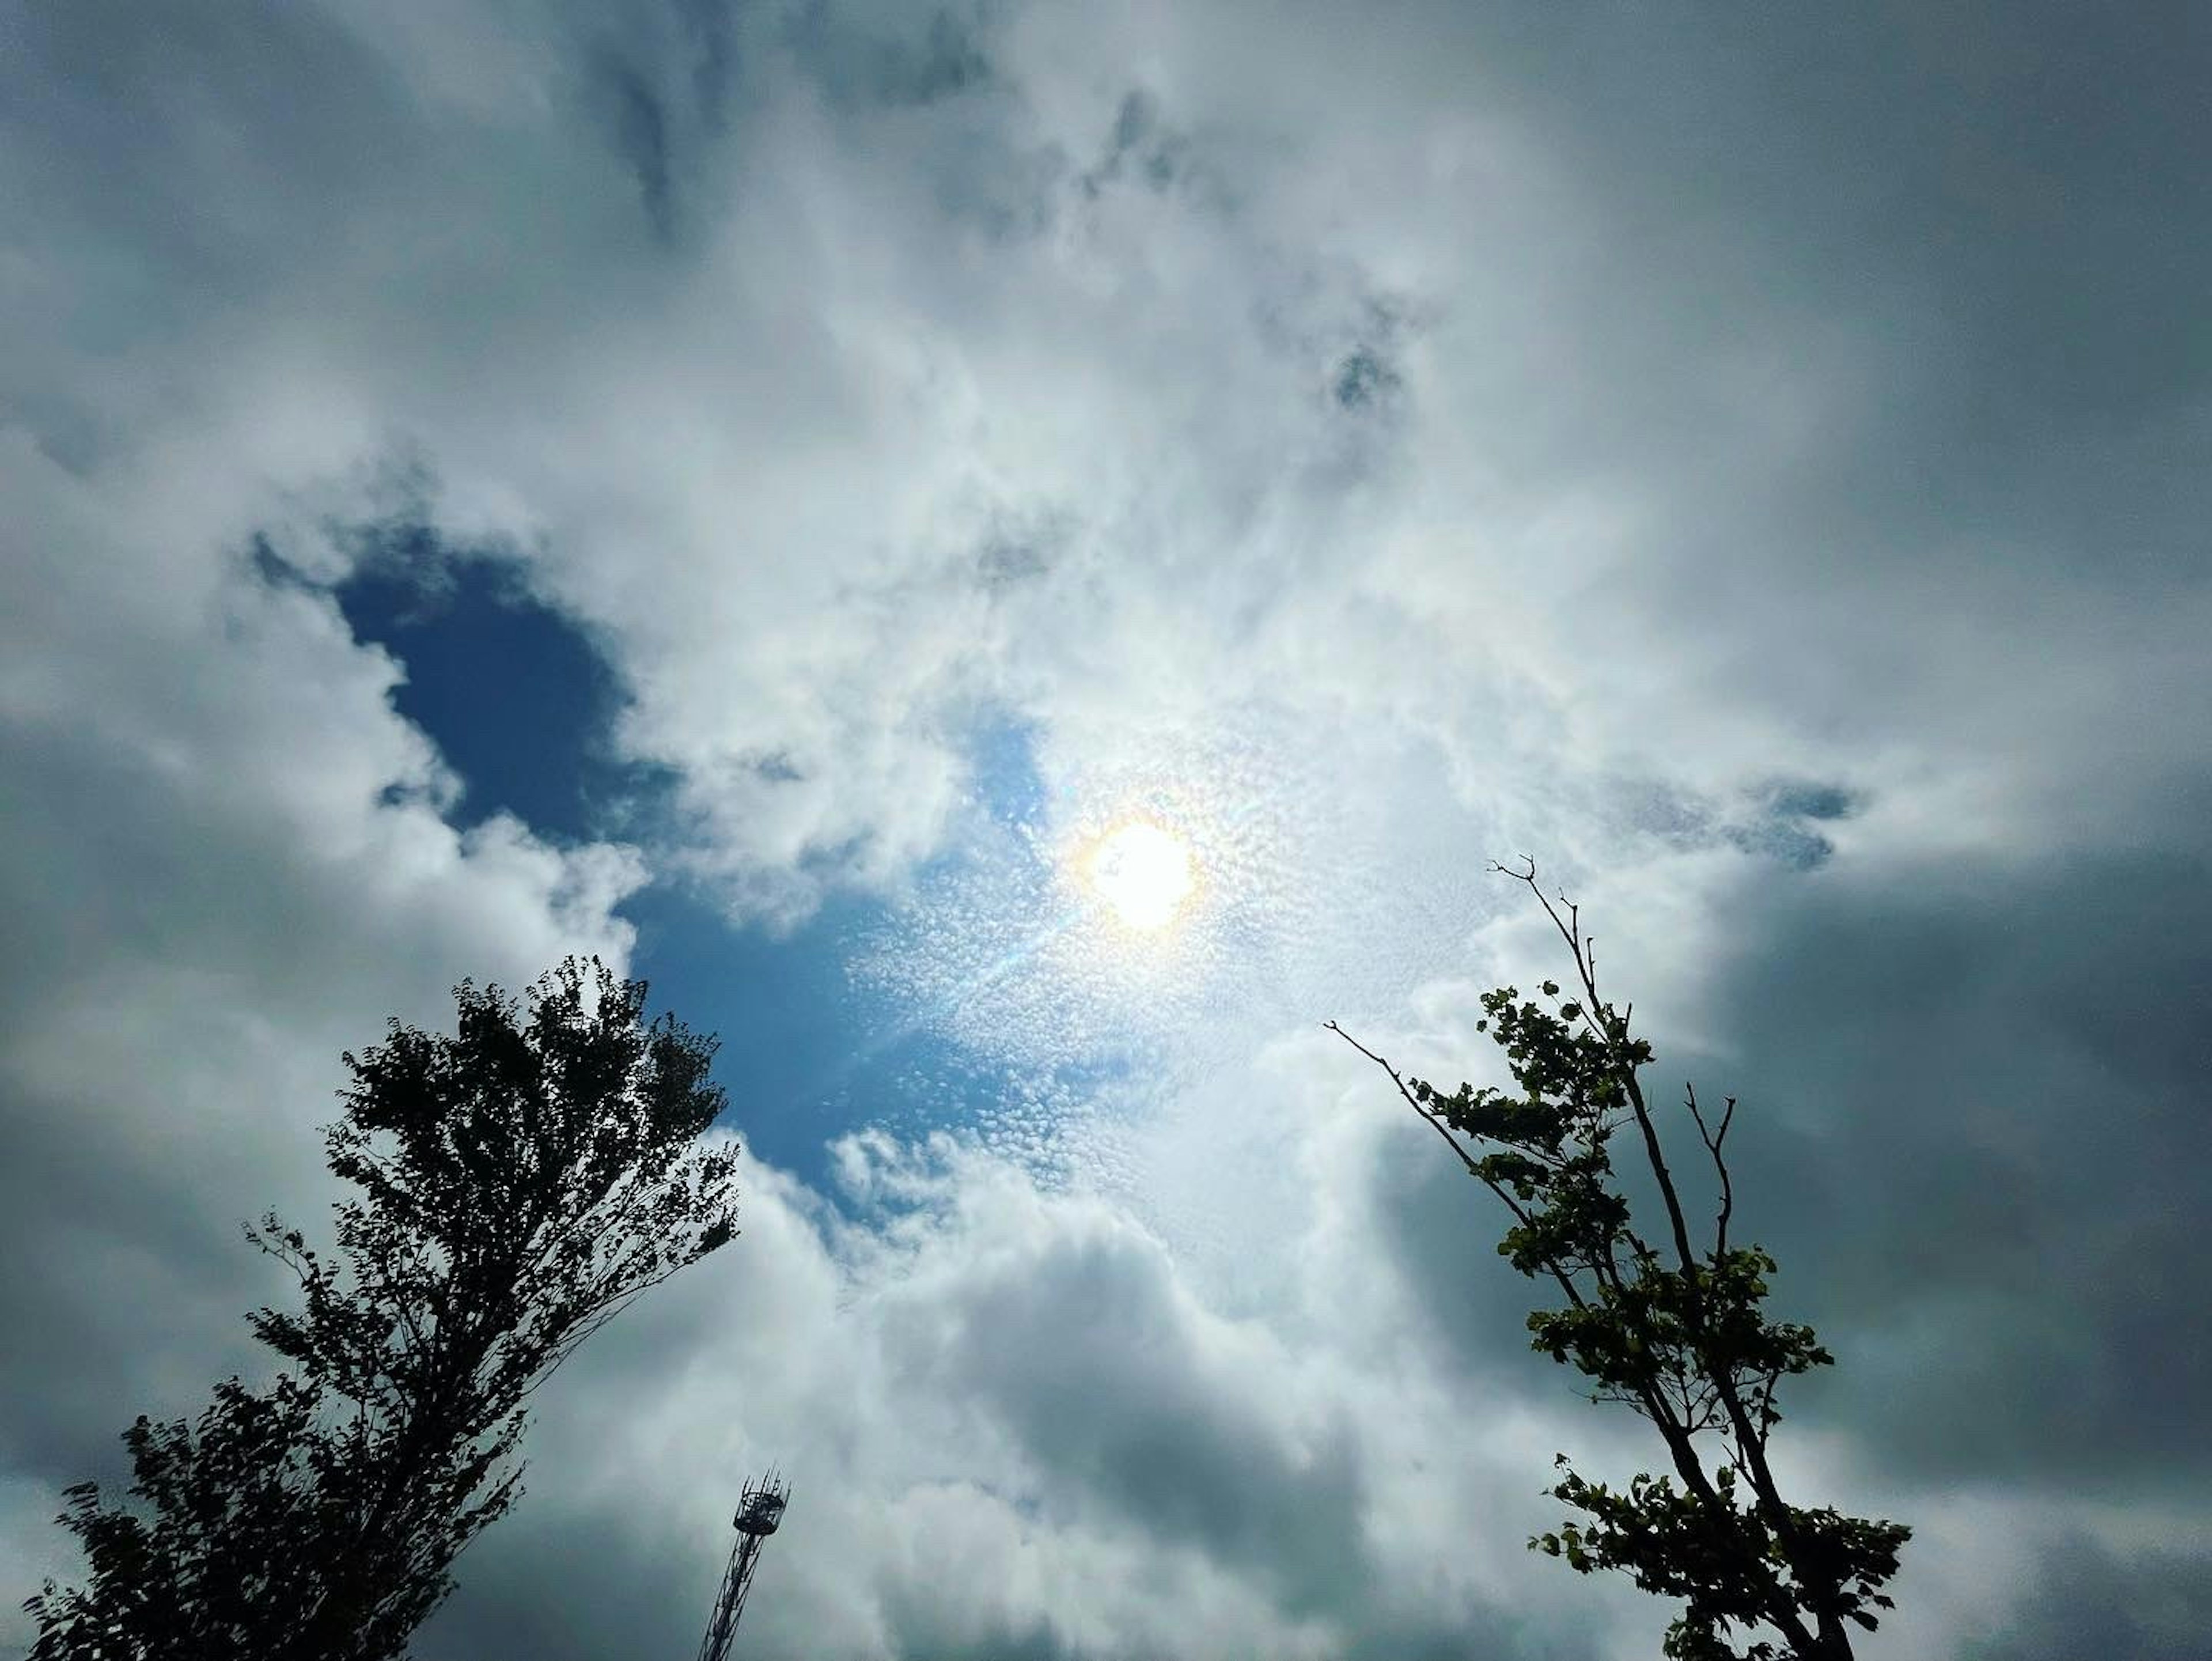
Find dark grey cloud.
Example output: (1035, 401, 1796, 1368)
(676, 0, 744, 132)
(590, 43, 680, 240)
(1448, 1, 2212, 439)
(1, 0, 423, 298)
(1606, 779, 1862, 872)
(1692, 842, 2212, 1500)
(916, 1220, 1371, 1610)
(1084, 91, 1187, 197)
(783, 4, 993, 111)
(1339, 4, 2212, 803)
(1332, 346, 1400, 415)
(414, 1496, 710, 1660)
(1964, 1530, 2212, 1661)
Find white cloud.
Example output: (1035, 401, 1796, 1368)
(410, 1131, 1646, 1660)
(0, 368, 643, 1654)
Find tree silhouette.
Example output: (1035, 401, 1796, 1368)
(26, 958, 740, 1661)
(1331, 861, 1908, 1660)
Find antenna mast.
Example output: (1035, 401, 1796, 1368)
(695, 1472, 790, 1661)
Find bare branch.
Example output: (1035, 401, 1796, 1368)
(1325, 1020, 1597, 1321)
(1324, 1021, 1486, 1182)
(1685, 1085, 1737, 1259)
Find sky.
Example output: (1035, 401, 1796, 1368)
(2, 2, 2209, 1657)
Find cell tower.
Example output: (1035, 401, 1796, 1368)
(695, 1472, 790, 1661)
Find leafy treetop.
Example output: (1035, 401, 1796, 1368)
(1331, 861, 1907, 1661)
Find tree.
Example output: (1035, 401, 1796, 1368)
(1329, 861, 1908, 1660)
(26, 958, 741, 1661)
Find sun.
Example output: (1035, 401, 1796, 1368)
(1084, 821, 1195, 930)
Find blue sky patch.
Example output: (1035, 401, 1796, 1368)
(317, 529, 1081, 1190)
(329, 525, 669, 845)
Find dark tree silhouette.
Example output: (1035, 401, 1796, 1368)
(26, 958, 741, 1661)
(1331, 861, 1908, 1660)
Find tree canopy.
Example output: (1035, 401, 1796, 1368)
(26, 958, 741, 1661)
(1332, 861, 1908, 1660)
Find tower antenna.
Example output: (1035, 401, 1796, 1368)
(695, 1471, 790, 1661)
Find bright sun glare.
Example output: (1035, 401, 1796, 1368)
(1085, 822, 1195, 930)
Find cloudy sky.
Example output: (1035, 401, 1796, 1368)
(3, 2, 2209, 1656)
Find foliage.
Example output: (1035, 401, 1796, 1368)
(26, 958, 741, 1661)
(1331, 862, 1908, 1660)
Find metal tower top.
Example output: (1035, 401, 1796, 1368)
(695, 1472, 791, 1661)
(733, 1482, 787, 1537)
